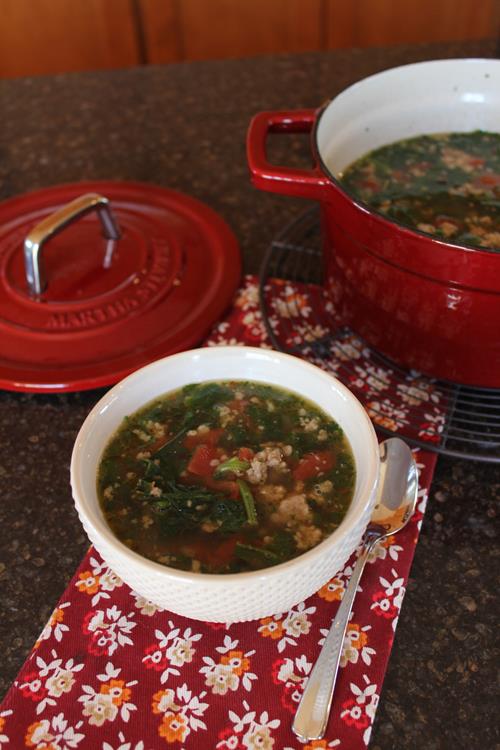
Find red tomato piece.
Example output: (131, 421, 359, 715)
(228, 398, 248, 412)
(186, 446, 239, 498)
(148, 433, 171, 454)
(184, 428, 223, 450)
(209, 538, 240, 567)
(413, 160, 431, 170)
(360, 178, 380, 192)
(186, 444, 220, 477)
(392, 169, 408, 182)
(204, 475, 239, 500)
(238, 447, 254, 461)
(477, 173, 500, 187)
(293, 450, 336, 481)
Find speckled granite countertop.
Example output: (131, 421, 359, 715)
(0, 39, 499, 749)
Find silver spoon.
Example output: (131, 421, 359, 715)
(292, 437, 419, 741)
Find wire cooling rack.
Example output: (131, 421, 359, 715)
(258, 208, 500, 464)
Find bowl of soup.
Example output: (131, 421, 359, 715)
(71, 346, 379, 622)
(247, 58, 500, 387)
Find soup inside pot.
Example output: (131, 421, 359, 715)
(97, 380, 356, 574)
(340, 130, 500, 251)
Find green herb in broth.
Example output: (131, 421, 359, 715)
(97, 380, 356, 574)
(341, 130, 500, 250)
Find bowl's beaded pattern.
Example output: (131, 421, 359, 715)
(79, 501, 372, 622)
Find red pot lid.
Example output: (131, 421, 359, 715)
(0, 180, 241, 392)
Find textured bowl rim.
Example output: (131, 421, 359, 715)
(71, 346, 379, 587)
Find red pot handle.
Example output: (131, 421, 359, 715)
(247, 109, 330, 200)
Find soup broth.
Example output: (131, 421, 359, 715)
(341, 130, 500, 250)
(97, 380, 355, 574)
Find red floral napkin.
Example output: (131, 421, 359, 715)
(0, 276, 436, 750)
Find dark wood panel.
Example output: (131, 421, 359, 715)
(0, 0, 140, 78)
(136, 0, 181, 64)
(1, 0, 497, 78)
(139, 0, 323, 63)
(181, 0, 323, 60)
(325, 0, 499, 48)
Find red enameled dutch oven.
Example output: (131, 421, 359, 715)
(247, 58, 500, 388)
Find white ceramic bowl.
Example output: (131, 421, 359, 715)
(71, 346, 379, 622)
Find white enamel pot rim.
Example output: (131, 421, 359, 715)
(70, 346, 380, 622)
(313, 57, 500, 180)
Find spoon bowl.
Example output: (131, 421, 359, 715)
(292, 437, 418, 741)
(367, 437, 419, 538)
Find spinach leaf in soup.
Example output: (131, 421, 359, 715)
(97, 380, 356, 574)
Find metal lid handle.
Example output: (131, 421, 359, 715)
(23, 192, 121, 296)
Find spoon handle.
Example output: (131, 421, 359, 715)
(292, 538, 377, 741)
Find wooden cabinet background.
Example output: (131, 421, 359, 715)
(0, 0, 140, 77)
(0, 0, 498, 78)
